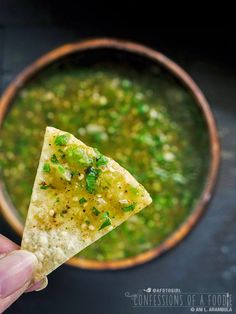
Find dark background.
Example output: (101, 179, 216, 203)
(0, 1, 236, 313)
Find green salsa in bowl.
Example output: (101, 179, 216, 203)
(0, 39, 220, 269)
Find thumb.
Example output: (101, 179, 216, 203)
(0, 250, 37, 299)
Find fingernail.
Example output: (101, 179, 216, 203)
(35, 277, 48, 291)
(0, 250, 37, 298)
(25, 277, 48, 293)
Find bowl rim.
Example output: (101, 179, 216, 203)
(0, 38, 220, 270)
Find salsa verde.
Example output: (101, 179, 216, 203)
(0, 63, 209, 261)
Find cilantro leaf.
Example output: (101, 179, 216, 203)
(122, 203, 136, 212)
(55, 133, 70, 146)
(96, 155, 108, 167)
(85, 167, 101, 194)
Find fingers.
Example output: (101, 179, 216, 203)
(0, 235, 48, 312)
(0, 282, 29, 313)
(25, 277, 48, 292)
(0, 234, 19, 257)
(0, 250, 37, 299)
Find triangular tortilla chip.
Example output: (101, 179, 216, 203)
(21, 127, 152, 281)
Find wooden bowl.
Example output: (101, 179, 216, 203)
(0, 38, 220, 270)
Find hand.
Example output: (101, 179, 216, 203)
(0, 234, 47, 313)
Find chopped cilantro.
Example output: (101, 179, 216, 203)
(85, 167, 101, 194)
(96, 155, 108, 167)
(122, 203, 136, 212)
(40, 182, 50, 190)
(57, 164, 71, 181)
(102, 211, 110, 218)
(99, 217, 111, 230)
(55, 133, 70, 146)
(40, 185, 49, 190)
(51, 154, 59, 164)
(58, 164, 65, 174)
(42, 163, 50, 173)
(79, 197, 87, 204)
(92, 207, 100, 216)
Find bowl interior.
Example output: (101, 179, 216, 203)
(0, 45, 212, 265)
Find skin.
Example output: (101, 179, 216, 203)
(0, 234, 47, 313)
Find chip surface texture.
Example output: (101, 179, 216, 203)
(21, 127, 152, 280)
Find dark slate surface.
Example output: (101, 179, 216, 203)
(0, 0, 52, 25)
(0, 2, 235, 314)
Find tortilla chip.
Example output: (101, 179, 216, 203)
(21, 127, 152, 280)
